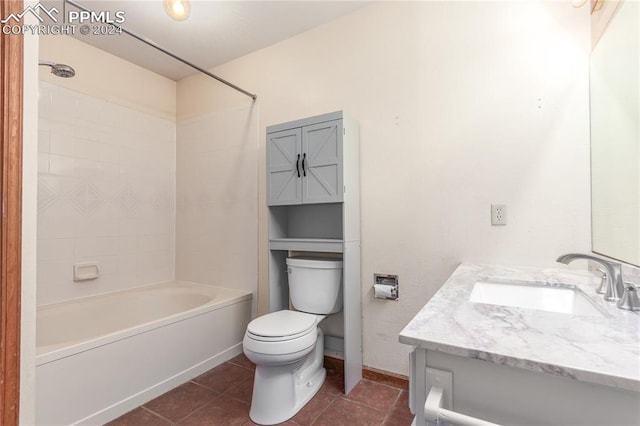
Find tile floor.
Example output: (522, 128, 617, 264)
(107, 354, 413, 426)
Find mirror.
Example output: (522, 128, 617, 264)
(590, 0, 639, 266)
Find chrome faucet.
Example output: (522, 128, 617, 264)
(618, 283, 640, 311)
(556, 253, 625, 302)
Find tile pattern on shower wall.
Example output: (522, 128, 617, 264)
(175, 105, 258, 301)
(37, 82, 176, 305)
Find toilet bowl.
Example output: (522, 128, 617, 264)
(243, 256, 342, 425)
(244, 310, 326, 425)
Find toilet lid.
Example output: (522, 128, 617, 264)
(247, 310, 318, 338)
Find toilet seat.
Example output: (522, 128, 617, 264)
(247, 328, 314, 343)
(247, 310, 319, 342)
(243, 310, 326, 358)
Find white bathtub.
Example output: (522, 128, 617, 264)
(35, 281, 252, 425)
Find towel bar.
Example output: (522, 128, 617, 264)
(425, 386, 502, 426)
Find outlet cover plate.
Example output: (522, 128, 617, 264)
(491, 204, 507, 226)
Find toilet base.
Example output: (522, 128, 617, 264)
(249, 329, 326, 425)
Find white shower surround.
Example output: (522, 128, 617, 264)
(37, 82, 176, 305)
(175, 104, 259, 313)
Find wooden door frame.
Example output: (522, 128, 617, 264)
(1, 0, 24, 425)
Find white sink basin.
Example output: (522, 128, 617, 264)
(469, 280, 604, 317)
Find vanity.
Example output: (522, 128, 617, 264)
(399, 263, 640, 426)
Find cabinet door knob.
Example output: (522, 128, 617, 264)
(296, 154, 301, 178)
(302, 153, 307, 177)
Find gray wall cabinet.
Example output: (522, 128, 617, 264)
(266, 111, 362, 395)
(268, 118, 344, 206)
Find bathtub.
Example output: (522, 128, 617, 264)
(35, 281, 252, 425)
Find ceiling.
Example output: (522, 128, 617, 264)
(43, 0, 368, 81)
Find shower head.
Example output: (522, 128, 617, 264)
(39, 61, 75, 78)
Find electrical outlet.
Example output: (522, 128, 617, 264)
(426, 368, 453, 409)
(491, 204, 507, 226)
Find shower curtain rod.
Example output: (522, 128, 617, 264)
(63, 0, 257, 101)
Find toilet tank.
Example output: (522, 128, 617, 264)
(286, 256, 343, 314)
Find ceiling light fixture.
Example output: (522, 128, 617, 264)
(164, 0, 190, 21)
(571, 0, 588, 8)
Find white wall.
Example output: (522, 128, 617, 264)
(178, 1, 592, 375)
(37, 37, 177, 305)
(175, 104, 258, 313)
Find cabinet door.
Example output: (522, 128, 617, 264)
(267, 128, 302, 206)
(301, 119, 344, 204)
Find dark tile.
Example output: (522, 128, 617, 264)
(178, 395, 250, 426)
(226, 376, 254, 404)
(382, 413, 414, 426)
(106, 407, 171, 426)
(383, 390, 413, 425)
(243, 420, 298, 426)
(193, 362, 254, 393)
(389, 390, 411, 419)
(229, 353, 256, 371)
(313, 398, 385, 426)
(107, 363, 412, 426)
(291, 391, 336, 425)
(345, 379, 400, 412)
(144, 382, 219, 422)
(320, 369, 344, 396)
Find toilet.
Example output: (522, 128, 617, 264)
(243, 256, 343, 425)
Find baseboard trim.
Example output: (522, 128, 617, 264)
(363, 365, 409, 390)
(324, 356, 408, 390)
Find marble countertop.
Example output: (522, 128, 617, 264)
(399, 263, 640, 392)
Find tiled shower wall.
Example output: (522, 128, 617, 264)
(37, 82, 176, 305)
(175, 105, 258, 312)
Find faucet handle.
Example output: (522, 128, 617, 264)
(596, 268, 608, 295)
(617, 282, 640, 311)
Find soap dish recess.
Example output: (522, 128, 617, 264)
(73, 262, 101, 281)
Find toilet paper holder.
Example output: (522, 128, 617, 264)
(373, 273, 399, 300)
